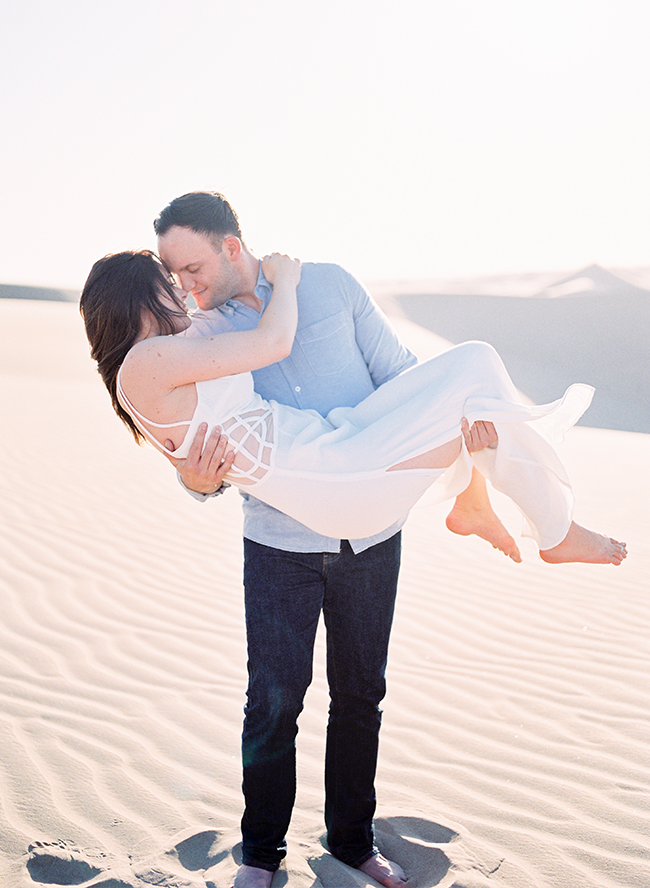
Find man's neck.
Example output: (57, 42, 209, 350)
(234, 255, 262, 311)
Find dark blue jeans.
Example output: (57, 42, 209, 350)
(240, 533, 402, 872)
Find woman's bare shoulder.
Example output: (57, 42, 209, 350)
(119, 336, 180, 395)
(122, 335, 175, 369)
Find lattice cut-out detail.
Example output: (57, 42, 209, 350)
(221, 407, 274, 485)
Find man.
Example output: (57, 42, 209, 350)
(154, 192, 417, 888)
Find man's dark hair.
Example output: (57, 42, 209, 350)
(153, 191, 244, 243)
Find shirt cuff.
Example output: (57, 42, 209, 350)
(177, 472, 231, 501)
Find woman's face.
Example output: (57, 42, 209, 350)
(140, 284, 192, 340)
(159, 285, 192, 334)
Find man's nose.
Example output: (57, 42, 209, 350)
(178, 272, 195, 292)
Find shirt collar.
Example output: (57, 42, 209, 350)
(254, 263, 272, 307)
(215, 262, 270, 313)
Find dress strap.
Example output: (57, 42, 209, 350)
(116, 365, 191, 455)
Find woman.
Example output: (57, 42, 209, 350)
(80, 249, 626, 565)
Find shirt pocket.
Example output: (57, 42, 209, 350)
(294, 312, 356, 376)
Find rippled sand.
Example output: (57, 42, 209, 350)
(1, 295, 648, 887)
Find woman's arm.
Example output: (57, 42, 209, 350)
(124, 253, 301, 392)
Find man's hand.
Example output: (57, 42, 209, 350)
(163, 423, 235, 494)
(461, 418, 499, 453)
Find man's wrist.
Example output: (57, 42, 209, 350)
(177, 473, 231, 501)
(201, 481, 231, 497)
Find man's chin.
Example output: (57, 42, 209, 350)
(192, 300, 215, 312)
(194, 295, 227, 312)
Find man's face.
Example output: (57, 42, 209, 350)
(157, 225, 240, 311)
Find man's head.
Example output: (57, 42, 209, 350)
(154, 191, 255, 311)
(154, 190, 243, 243)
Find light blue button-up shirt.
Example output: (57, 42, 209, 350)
(183, 261, 418, 553)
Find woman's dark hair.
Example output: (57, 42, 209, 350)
(79, 250, 184, 443)
(153, 190, 244, 243)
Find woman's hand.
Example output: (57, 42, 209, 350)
(262, 253, 301, 287)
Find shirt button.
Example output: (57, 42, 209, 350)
(295, 385, 301, 393)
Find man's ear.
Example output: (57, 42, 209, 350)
(222, 235, 243, 262)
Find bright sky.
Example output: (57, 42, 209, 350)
(2, 0, 649, 290)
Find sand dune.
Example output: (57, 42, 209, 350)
(0, 283, 78, 303)
(0, 293, 648, 887)
(382, 265, 650, 434)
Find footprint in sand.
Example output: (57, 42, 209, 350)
(26, 839, 201, 887)
(26, 841, 108, 885)
(26, 832, 241, 887)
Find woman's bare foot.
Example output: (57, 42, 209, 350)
(232, 864, 274, 888)
(540, 522, 627, 565)
(446, 500, 522, 562)
(446, 467, 522, 562)
(357, 853, 407, 887)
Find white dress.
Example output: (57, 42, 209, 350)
(117, 341, 593, 548)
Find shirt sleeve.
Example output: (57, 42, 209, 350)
(342, 268, 418, 386)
